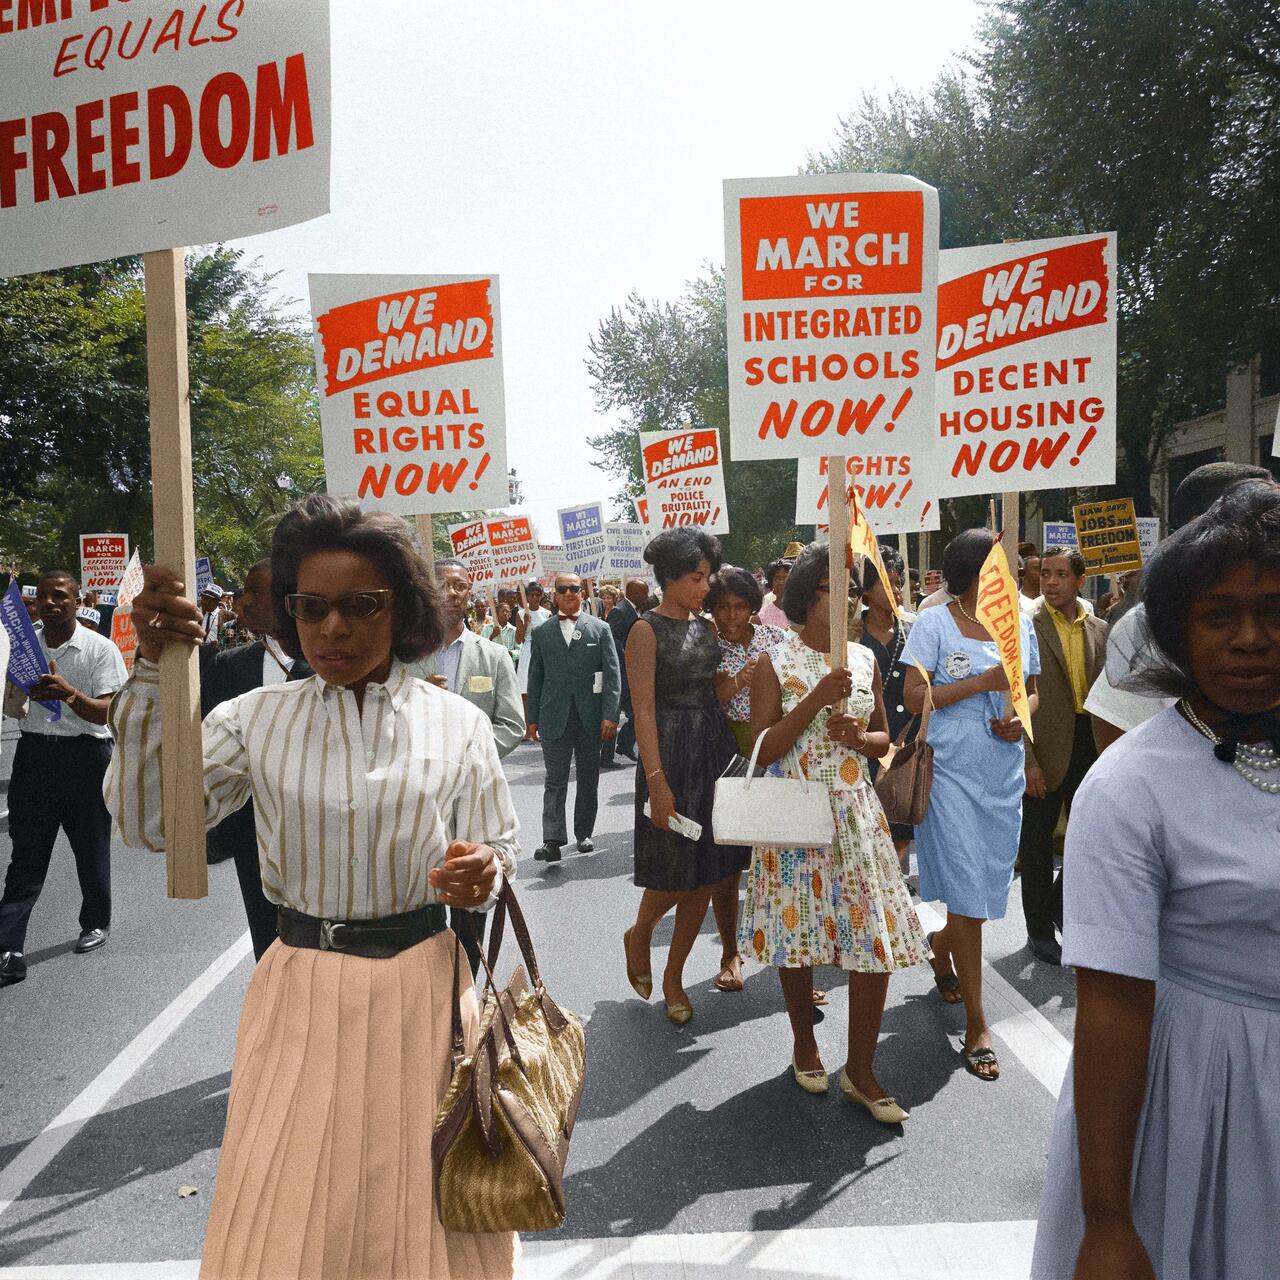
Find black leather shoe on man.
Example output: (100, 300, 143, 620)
(74, 928, 110, 954)
(534, 842, 562, 863)
(1027, 934, 1062, 966)
(0, 951, 27, 985)
(576, 838, 594, 853)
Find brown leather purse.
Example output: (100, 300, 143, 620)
(432, 883, 586, 1233)
(874, 682, 934, 826)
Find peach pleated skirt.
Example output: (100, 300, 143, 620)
(199, 929, 519, 1280)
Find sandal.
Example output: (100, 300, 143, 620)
(714, 954, 745, 992)
(811, 988, 828, 1006)
(926, 931, 962, 1004)
(960, 1043, 1000, 1082)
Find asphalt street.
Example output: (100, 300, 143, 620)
(0, 726, 1076, 1279)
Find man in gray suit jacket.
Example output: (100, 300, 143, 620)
(527, 572, 621, 862)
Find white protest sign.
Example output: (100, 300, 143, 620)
(639, 428, 729, 535)
(79, 533, 129, 595)
(635, 496, 651, 527)
(447, 518, 495, 591)
(1137, 517, 1159, 561)
(933, 234, 1117, 497)
(795, 455, 939, 535)
(556, 502, 607, 576)
(116, 549, 145, 609)
(0, 1, 330, 278)
(603, 523, 649, 581)
(723, 173, 940, 475)
(484, 515, 541, 588)
(537, 544, 573, 588)
(309, 274, 508, 514)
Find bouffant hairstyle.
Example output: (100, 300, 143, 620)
(780, 542, 830, 625)
(706, 565, 764, 613)
(941, 529, 996, 597)
(643, 527, 723, 587)
(270, 495, 443, 664)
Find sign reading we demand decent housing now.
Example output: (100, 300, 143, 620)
(0, 0, 330, 276)
(310, 274, 509, 514)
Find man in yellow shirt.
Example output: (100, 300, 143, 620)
(1020, 548, 1109, 964)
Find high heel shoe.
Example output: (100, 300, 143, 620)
(665, 1000, 693, 1025)
(623, 927, 652, 1000)
(839, 1070, 909, 1124)
(791, 1055, 829, 1094)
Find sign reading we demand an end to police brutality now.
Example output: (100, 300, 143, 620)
(310, 274, 509, 514)
(0, 0, 330, 276)
(639, 428, 729, 535)
(934, 234, 1117, 497)
(723, 173, 940, 482)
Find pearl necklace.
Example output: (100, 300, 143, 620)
(954, 598, 983, 628)
(1179, 700, 1280, 794)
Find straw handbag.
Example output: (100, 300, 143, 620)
(874, 682, 934, 825)
(432, 883, 586, 1233)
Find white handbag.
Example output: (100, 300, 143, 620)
(711, 729, 834, 848)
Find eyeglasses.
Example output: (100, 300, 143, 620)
(554, 584, 583, 594)
(816, 583, 864, 600)
(284, 590, 396, 622)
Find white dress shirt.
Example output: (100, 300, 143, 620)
(261, 636, 293, 688)
(4, 626, 127, 739)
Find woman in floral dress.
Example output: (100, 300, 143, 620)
(742, 542, 928, 1121)
(710, 565, 788, 756)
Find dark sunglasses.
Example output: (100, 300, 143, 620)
(815, 583, 864, 599)
(555, 584, 583, 594)
(284, 590, 396, 622)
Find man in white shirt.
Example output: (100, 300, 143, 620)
(1, 570, 128, 985)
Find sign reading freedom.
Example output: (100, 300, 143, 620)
(0, 0, 331, 277)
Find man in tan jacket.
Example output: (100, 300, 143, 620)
(1019, 548, 1109, 965)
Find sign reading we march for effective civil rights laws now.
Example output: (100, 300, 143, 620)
(639, 429, 729, 535)
(310, 275, 508, 514)
(933, 235, 1117, 498)
(723, 173, 940, 487)
(0, 0, 330, 277)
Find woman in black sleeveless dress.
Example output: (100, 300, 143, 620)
(623, 529, 750, 1024)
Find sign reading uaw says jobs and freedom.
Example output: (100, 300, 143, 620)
(724, 173, 941, 514)
(0, 0, 330, 277)
(309, 274, 509, 514)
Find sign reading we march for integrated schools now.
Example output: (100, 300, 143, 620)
(639, 429, 729, 535)
(724, 173, 941, 521)
(933, 234, 1117, 497)
(484, 515, 541, 588)
(310, 274, 509, 515)
(0, 0, 330, 277)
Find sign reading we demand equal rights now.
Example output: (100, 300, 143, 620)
(724, 173, 942, 524)
(310, 275, 509, 514)
(0, 0, 330, 277)
(933, 234, 1117, 496)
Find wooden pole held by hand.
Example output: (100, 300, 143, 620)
(144, 248, 207, 900)
(415, 514, 434, 572)
(1001, 489, 1021, 718)
(826, 455, 850, 705)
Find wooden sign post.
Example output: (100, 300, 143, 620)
(1000, 488, 1021, 719)
(826, 454, 850, 689)
(416, 514, 435, 571)
(896, 532, 911, 602)
(144, 249, 207, 899)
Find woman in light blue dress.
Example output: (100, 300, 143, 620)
(902, 529, 1039, 1081)
(1034, 481, 1280, 1280)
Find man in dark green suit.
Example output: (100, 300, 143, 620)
(526, 573, 621, 862)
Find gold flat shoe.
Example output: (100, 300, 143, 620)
(792, 1056, 829, 1094)
(665, 1001, 693, 1025)
(839, 1070, 909, 1123)
(623, 927, 651, 1000)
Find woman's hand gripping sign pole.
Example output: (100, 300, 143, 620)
(973, 536, 1034, 738)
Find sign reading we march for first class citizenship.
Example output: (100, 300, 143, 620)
(0, 0, 330, 277)
(310, 274, 508, 514)
(724, 173, 940, 499)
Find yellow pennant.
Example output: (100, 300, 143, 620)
(974, 538, 1033, 739)
(847, 492, 900, 622)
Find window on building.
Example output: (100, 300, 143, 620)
(1261, 347, 1280, 399)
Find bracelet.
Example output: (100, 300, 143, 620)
(647, 767, 664, 781)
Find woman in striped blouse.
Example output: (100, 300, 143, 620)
(108, 495, 519, 1280)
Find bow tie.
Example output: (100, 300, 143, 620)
(560, 612, 580, 623)
(1207, 703, 1280, 763)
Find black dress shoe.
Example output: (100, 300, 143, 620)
(576, 838, 594, 853)
(599, 760, 623, 771)
(618, 748, 638, 762)
(535, 842, 562, 863)
(1027, 935, 1062, 966)
(75, 928, 110, 954)
(0, 951, 26, 985)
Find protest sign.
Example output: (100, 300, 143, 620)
(194, 556, 213, 597)
(603, 523, 649, 581)
(1137, 517, 1159, 562)
(557, 502, 607, 576)
(639, 428, 729, 535)
(973, 540, 1033, 737)
(933, 234, 1117, 497)
(111, 610, 138, 673)
(0, 1, 330, 278)
(484, 516, 541, 588)
(447, 519, 495, 591)
(724, 172, 940, 469)
(117, 550, 145, 609)
(796, 455, 939, 535)
(1073, 497, 1142, 574)
(309, 274, 507, 514)
(79, 533, 129, 596)
(538, 544, 573, 588)
(848, 494, 900, 622)
(924, 569, 943, 594)
(635, 496, 651, 528)
(1042, 521, 1076, 552)
(1, 580, 59, 718)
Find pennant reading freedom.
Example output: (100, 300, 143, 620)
(639, 428, 729, 535)
(723, 172, 940, 478)
(0, 0, 330, 278)
(933, 234, 1117, 497)
(974, 539, 1033, 738)
(310, 274, 508, 514)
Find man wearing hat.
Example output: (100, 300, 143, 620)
(76, 606, 101, 633)
(199, 583, 228, 641)
(21, 585, 40, 629)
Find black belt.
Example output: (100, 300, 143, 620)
(276, 903, 448, 958)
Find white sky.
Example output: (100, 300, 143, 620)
(229, 0, 985, 541)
